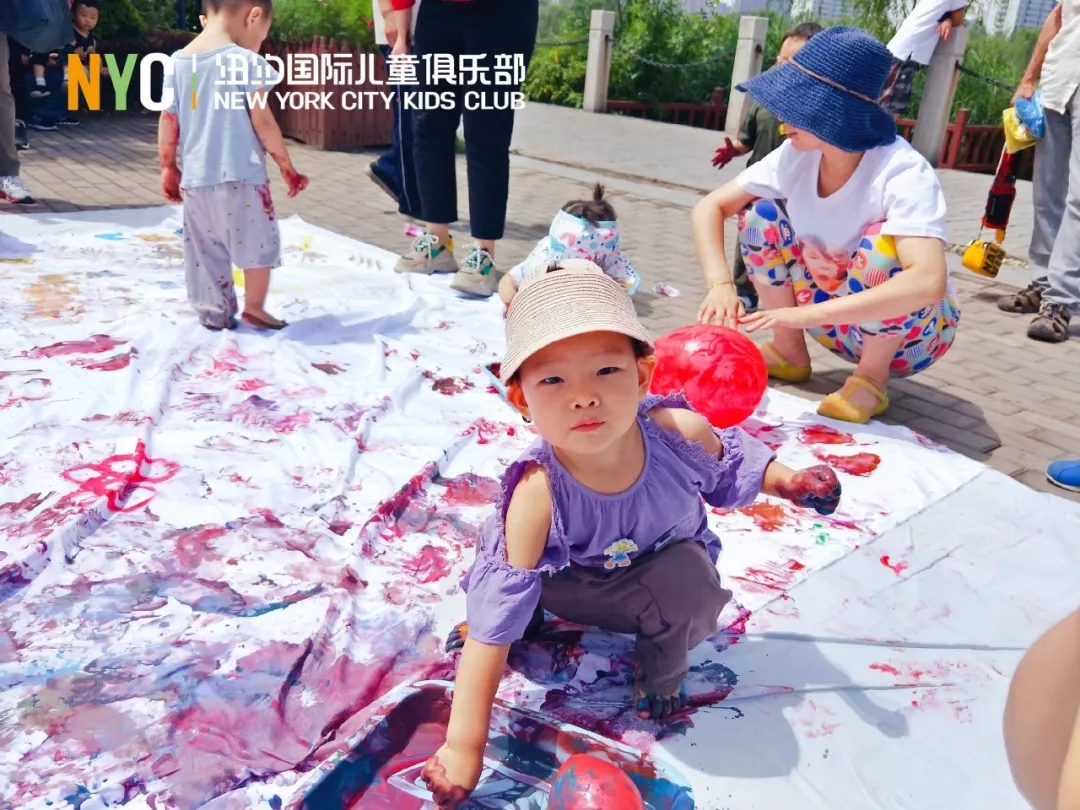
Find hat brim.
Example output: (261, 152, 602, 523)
(737, 62, 897, 153)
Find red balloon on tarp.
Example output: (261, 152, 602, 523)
(549, 754, 646, 810)
(650, 324, 768, 428)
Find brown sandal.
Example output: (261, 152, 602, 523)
(1027, 303, 1071, 343)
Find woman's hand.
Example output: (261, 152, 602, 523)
(697, 283, 744, 328)
(391, 33, 409, 58)
(741, 304, 828, 333)
(421, 743, 484, 809)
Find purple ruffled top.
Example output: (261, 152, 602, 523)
(461, 393, 777, 645)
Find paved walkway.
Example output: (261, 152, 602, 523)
(4, 107, 1078, 501)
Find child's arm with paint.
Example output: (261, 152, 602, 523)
(421, 465, 553, 809)
(158, 111, 182, 204)
(651, 406, 842, 515)
(248, 95, 309, 197)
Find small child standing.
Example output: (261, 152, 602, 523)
(158, 0, 308, 332)
(420, 260, 843, 807)
(498, 184, 640, 305)
(710, 22, 823, 314)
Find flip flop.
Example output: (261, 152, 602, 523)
(241, 312, 288, 330)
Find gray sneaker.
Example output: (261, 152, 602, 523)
(394, 231, 459, 274)
(450, 244, 498, 297)
(0, 175, 35, 204)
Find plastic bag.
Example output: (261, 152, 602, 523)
(1003, 108, 1037, 154)
(1015, 89, 1045, 139)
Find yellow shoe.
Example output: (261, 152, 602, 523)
(761, 341, 812, 384)
(816, 375, 889, 424)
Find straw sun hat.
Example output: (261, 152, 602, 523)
(500, 259, 653, 383)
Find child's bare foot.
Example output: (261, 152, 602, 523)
(241, 309, 287, 330)
(634, 663, 688, 719)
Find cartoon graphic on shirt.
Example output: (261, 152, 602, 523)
(603, 538, 638, 569)
(799, 235, 849, 293)
(510, 209, 640, 295)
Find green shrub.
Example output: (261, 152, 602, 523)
(270, 0, 376, 49)
(95, 0, 147, 40)
(526, 1, 1036, 127)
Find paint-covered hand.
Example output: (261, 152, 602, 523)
(776, 464, 841, 516)
(421, 744, 483, 809)
(280, 165, 309, 197)
(445, 621, 469, 653)
(160, 167, 182, 204)
(711, 137, 740, 169)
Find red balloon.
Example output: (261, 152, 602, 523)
(549, 755, 646, 810)
(650, 324, 768, 428)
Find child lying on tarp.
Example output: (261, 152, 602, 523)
(420, 259, 843, 808)
(498, 184, 641, 305)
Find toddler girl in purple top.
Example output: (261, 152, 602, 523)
(421, 259, 843, 808)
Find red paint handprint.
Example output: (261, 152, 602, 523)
(61, 440, 179, 513)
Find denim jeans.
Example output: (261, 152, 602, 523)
(373, 44, 421, 219)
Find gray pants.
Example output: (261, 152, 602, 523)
(540, 540, 732, 695)
(1030, 87, 1080, 313)
(181, 181, 282, 329)
(0, 36, 19, 177)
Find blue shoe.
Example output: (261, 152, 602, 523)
(1047, 459, 1080, 492)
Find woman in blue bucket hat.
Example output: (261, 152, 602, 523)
(692, 25, 960, 425)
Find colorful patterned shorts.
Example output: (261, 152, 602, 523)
(738, 198, 960, 378)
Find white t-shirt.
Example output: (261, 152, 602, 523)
(1041, 0, 1080, 114)
(735, 138, 950, 294)
(372, 0, 420, 46)
(887, 0, 966, 64)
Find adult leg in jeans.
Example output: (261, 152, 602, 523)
(447, 0, 539, 296)
(1028, 89, 1080, 343)
(395, 0, 465, 275)
(0, 36, 34, 203)
(999, 101, 1072, 315)
(369, 44, 421, 219)
(6, 38, 29, 149)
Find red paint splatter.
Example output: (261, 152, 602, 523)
(464, 418, 517, 445)
(60, 440, 180, 513)
(20, 334, 124, 359)
(741, 422, 787, 450)
(738, 501, 788, 531)
(74, 351, 135, 371)
(722, 606, 752, 636)
(0, 492, 50, 518)
(800, 425, 855, 445)
(880, 555, 908, 575)
(732, 559, 806, 593)
(814, 451, 881, 476)
(439, 473, 500, 507)
(401, 545, 451, 584)
(430, 376, 474, 396)
(870, 663, 901, 676)
(237, 378, 271, 391)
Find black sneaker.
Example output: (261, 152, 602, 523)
(366, 162, 400, 206)
(14, 120, 29, 150)
(58, 115, 80, 126)
(27, 116, 58, 132)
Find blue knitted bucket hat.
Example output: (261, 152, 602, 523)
(736, 26, 897, 153)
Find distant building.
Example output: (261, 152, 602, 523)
(979, 0, 1057, 35)
(789, 0, 852, 19)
